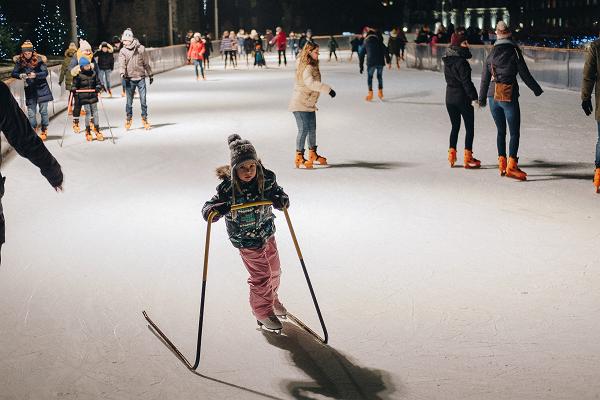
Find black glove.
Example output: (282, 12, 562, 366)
(272, 195, 290, 210)
(582, 99, 593, 116)
(213, 202, 230, 216)
(478, 99, 487, 108)
(329, 89, 336, 98)
(149, 76, 154, 85)
(359, 67, 364, 74)
(534, 89, 543, 97)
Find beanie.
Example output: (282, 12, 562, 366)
(79, 57, 91, 68)
(100, 41, 109, 48)
(79, 39, 92, 52)
(228, 134, 258, 169)
(450, 32, 465, 46)
(121, 29, 134, 42)
(21, 40, 34, 52)
(496, 21, 511, 39)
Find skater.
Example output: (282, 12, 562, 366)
(387, 29, 402, 69)
(581, 32, 600, 192)
(289, 42, 336, 168)
(94, 41, 115, 96)
(11, 40, 53, 141)
(220, 31, 233, 69)
(274, 27, 287, 67)
(415, 25, 431, 69)
(68, 39, 95, 119)
(202, 134, 290, 332)
(187, 32, 206, 80)
(327, 35, 338, 61)
(349, 34, 361, 61)
(59, 42, 78, 115)
(478, 21, 543, 180)
(443, 30, 480, 169)
(119, 28, 154, 130)
(184, 30, 193, 52)
(0, 81, 63, 263)
(288, 31, 298, 59)
(111, 36, 127, 97)
(359, 28, 391, 101)
(265, 29, 274, 52)
(243, 32, 254, 67)
(229, 31, 238, 68)
(204, 33, 213, 70)
(72, 57, 105, 142)
(253, 31, 266, 68)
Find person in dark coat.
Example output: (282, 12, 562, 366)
(0, 80, 63, 263)
(204, 33, 213, 70)
(11, 40, 53, 141)
(414, 25, 431, 69)
(359, 29, 391, 101)
(581, 34, 600, 192)
(349, 34, 361, 61)
(443, 31, 480, 169)
(479, 21, 543, 181)
(94, 42, 115, 96)
(327, 35, 339, 61)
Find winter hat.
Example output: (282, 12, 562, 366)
(79, 57, 91, 68)
(228, 134, 258, 169)
(100, 41, 109, 49)
(79, 39, 92, 52)
(21, 40, 34, 52)
(194, 32, 201, 38)
(495, 21, 511, 39)
(450, 32, 466, 46)
(121, 28, 134, 42)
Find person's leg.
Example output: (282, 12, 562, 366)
(264, 237, 283, 308)
(90, 102, 99, 127)
(283, 49, 287, 66)
(489, 97, 507, 157)
(26, 103, 37, 129)
(376, 65, 384, 89)
(239, 243, 277, 320)
(334, 50, 338, 61)
(137, 79, 148, 119)
(199, 59, 205, 78)
(105, 70, 111, 92)
(367, 66, 375, 91)
(39, 102, 49, 130)
(462, 103, 475, 151)
(194, 59, 199, 78)
(1, 177, 5, 264)
(446, 103, 461, 150)
(306, 112, 317, 149)
(84, 104, 91, 127)
(596, 121, 600, 168)
(125, 81, 135, 119)
(505, 100, 521, 158)
(293, 111, 308, 151)
(278, 50, 282, 65)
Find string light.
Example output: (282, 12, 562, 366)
(0, 5, 20, 59)
(34, 1, 69, 55)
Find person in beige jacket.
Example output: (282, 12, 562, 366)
(288, 42, 336, 169)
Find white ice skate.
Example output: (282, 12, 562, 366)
(257, 315, 282, 333)
(274, 302, 287, 319)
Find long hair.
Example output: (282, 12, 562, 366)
(18, 52, 40, 69)
(296, 42, 321, 82)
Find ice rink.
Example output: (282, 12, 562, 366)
(1, 51, 599, 399)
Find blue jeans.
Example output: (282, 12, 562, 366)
(26, 101, 49, 129)
(489, 96, 521, 158)
(83, 103, 99, 127)
(98, 69, 112, 91)
(125, 79, 148, 119)
(596, 121, 600, 168)
(367, 65, 383, 90)
(194, 59, 205, 78)
(293, 111, 316, 151)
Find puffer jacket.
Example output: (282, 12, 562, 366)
(443, 46, 478, 106)
(288, 62, 332, 112)
(479, 39, 543, 104)
(359, 32, 391, 68)
(202, 165, 288, 249)
(11, 53, 53, 106)
(59, 48, 77, 90)
(72, 68, 101, 105)
(582, 39, 600, 121)
(118, 39, 153, 80)
(187, 40, 206, 60)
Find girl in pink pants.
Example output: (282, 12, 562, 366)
(202, 134, 290, 331)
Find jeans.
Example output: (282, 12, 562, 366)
(98, 69, 112, 91)
(125, 79, 148, 118)
(293, 111, 317, 151)
(367, 65, 384, 90)
(489, 96, 521, 158)
(446, 103, 475, 150)
(26, 101, 49, 129)
(193, 59, 205, 78)
(596, 121, 600, 168)
(83, 103, 99, 127)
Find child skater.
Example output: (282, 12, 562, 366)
(202, 134, 290, 331)
(72, 58, 104, 142)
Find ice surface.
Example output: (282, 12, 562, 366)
(1, 51, 599, 399)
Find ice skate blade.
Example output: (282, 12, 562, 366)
(257, 321, 282, 335)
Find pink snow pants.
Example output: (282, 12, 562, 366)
(239, 236, 282, 320)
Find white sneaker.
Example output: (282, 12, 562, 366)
(257, 315, 282, 331)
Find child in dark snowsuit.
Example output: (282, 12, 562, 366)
(72, 58, 104, 142)
(202, 134, 290, 331)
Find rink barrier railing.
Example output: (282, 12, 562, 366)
(1, 44, 188, 156)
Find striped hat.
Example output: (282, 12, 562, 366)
(21, 40, 34, 52)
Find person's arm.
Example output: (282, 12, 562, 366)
(0, 82, 63, 189)
(34, 63, 48, 80)
(582, 44, 597, 102)
(302, 66, 331, 94)
(201, 183, 230, 221)
(118, 50, 126, 77)
(358, 45, 366, 72)
(515, 47, 543, 96)
(458, 61, 478, 101)
(107, 43, 114, 53)
(479, 57, 492, 106)
(11, 63, 22, 79)
(264, 172, 289, 210)
(142, 48, 153, 78)
(59, 58, 68, 84)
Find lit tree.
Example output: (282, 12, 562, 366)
(0, 5, 20, 59)
(48, 5, 68, 55)
(34, 1, 52, 54)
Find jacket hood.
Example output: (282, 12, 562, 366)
(443, 46, 472, 60)
(216, 165, 232, 180)
(65, 48, 77, 57)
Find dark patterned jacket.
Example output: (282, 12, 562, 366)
(202, 164, 288, 249)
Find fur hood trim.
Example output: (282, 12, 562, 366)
(216, 165, 231, 180)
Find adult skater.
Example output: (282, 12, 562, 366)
(289, 42, 336, 168)
(581, 33, 600, 192)
(94, 42, 115, 96)
(0, 81, 63, 263)
(119, 28, 154, 130)
(387, 28, 403, 69)
(349, 34, 361, 61)
(187, 32, 206, 80)
(443, 30, 480, 169)
(478, 21, 543, 180)
(359, 28, 391, 101)
(11, 40, 53, 141)
(274, 27, 287, 67)
(327, 35, 339, 62)
(220, 31, 234, 69)
(59, 42, 77, 114)
(203, 33, 213, 70)
(202, 134, 290, 332)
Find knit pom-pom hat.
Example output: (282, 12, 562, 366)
(21, 40, 34, 52)
(228, 134, 258, 169)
